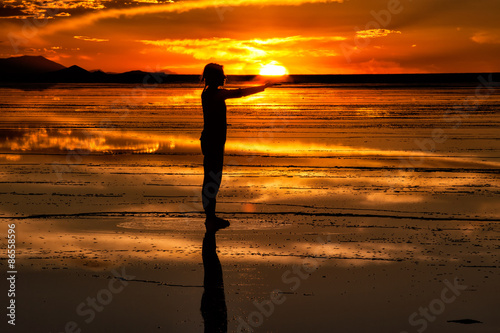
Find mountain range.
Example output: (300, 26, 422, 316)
(0, 55, 192, 83)
(0, 55, 498, 85)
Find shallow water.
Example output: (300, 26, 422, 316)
(1, 83, 499, 333)
(0, 83, 499, 220)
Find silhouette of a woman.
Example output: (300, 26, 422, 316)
(201, 63, 271, 228)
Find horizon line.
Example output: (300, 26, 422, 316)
(2, 55, 499, 77)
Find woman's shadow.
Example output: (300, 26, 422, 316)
(200, 223, 228, 333)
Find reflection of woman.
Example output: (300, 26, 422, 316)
(201, 63, 272, 228)
(200, 226, 228, 333)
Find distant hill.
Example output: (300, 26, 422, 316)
(39, 65, 94, 83)
(0, 55, 498, 86)
(112, 70, 191, 83)
(0, 55, 66, 77)
(0, 55, 184, 83)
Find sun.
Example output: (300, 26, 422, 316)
(259, 61, 288, 76)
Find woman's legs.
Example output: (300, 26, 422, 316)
(201, 140, 225, 218)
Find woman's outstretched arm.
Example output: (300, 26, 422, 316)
(222, 82, 274, 99)
(239, 82, 274, 97)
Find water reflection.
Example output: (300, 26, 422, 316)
(0, 128, 165, 154)
(3, 127, 500, 168)
(201, 225, 228, 333)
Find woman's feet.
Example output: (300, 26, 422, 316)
(205, 216, 230, 232)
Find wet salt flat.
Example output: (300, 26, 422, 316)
(1, 83, 499, 219)
(0, 83, 499, 332)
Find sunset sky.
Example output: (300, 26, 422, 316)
(1, 0, 499, 74)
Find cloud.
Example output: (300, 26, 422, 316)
(139, 36, 345, 62)
(355, 29, 401, 39)
(0, 0, 105, 20)
(73, 35, 110, 42)
(471, 31, 500, 44)
(37, 0, 344, 36)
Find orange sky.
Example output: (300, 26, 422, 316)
(1, 0, 500, 74)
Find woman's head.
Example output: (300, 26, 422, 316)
(202, 63, 226, 87)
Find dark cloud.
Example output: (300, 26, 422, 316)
(0, 4, 26, 17)
(384, 0, 500, 30)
